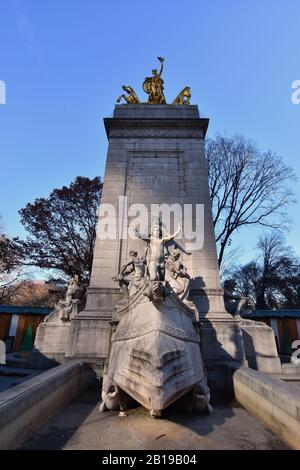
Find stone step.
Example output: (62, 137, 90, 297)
(281, 363, 300, 375)
(271, 374, 300, 382)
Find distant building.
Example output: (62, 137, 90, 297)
(0, 306, 53, 353)
(242, 310, 300, 357)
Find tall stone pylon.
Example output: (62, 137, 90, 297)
(67, 104, 247, 378)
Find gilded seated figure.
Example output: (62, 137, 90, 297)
(172, 86, 191, 105)
(116, 85, 141, 104)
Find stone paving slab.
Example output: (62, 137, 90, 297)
(21, 389, 289, 450)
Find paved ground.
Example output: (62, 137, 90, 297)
(21, 388, 289, 450)
(283, 380, 300, 392)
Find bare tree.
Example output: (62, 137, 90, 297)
(206, 135, 296, 266)
(0, 215, 24, 304)
(256, 232, 298, 308)
(0, 272, 25, 305)
(232, 232, 300, 309)
(219, 244, 243, 281)
(231, 261, 260, 307)
(6, 279, 64, 307)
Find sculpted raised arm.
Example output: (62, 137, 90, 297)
(162, 224, 182, 242)
(157, 56, 164, 76)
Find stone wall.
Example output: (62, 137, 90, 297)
(0, 360, 96, 449)
(233, 367, 300, 449)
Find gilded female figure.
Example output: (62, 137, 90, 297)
(143, 57, 166, 104)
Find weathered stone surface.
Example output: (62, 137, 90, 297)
(96, 220, 214, 414)
(32, 276, 85, 366)
(233, 367, 300, 449)
(66, 318, 111, 361)
(33, 322, 70, 365)
(0, 361, 95, 450)
(240, 320, 282, 373)
(101, 277, 211, 415)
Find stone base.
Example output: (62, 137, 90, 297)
(282, 363, 300, 375)
(0, 360, 96, 450)
(205, 361, 241, 394)
(66, 317, 111, 363)
(65, 287, 120, 363)
(241, 319, 282, 374)
(199, 313, 247, 391)
(200, 314, 246, 364)
(234, 367, 300, 449)
(28, 351, 60, 369)
(31, 322, 71, 368)
(199, 315, 283, 388)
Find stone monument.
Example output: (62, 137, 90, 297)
(67, 57, 247, 379)
(100, 219, 212, 417)
(33, 57, 282, 388)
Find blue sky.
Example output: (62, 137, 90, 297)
(0, 0, 299, 266)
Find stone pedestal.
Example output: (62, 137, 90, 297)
(32, 321, 70, 367)
(241, 320, 282, 373)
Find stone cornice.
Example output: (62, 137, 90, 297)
(104, 117, 209, 139)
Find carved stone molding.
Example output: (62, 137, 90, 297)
(128, 150, 184, 158)
(109, 127, 204, 139)
(112, 320, 199, 343)
(104, 117, 209, 139)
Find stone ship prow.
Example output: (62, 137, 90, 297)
(100, 239, 212, 417)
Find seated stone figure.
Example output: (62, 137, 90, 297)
(113, 250, 146, 297)
(165, 246, 190, 299)
(45, 275, 82, 323)
(223, 279, 255, 316)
